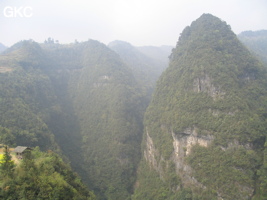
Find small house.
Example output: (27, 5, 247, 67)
(13, 146, 32, 159)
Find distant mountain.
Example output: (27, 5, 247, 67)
(0, 43, 7, 53)
(133, 14, 267, 200)
(238, 30, 267, 65)
(137, 45, 173, 65)
(108, 41, 170, 95)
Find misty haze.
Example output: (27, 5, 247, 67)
(0, 1, 267, 200)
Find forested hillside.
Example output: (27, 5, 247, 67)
(1, 13, 266, 200)
(108, 41, 170, 99)
(66, 41, 146, 199)
(238, 30, 267, 66)
(0, 41, 59, 151)
(0, 39, 166, 199)
(133, 14, 267, 200)
(0, 146, 95, 200)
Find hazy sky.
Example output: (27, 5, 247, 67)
(1, 0, 267, 47)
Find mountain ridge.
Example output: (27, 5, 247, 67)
(108, 40, 170, 101)
(1, 14, 267, 200)
(0, 39, 164, 200)
(238, 30, 267, 66)
(133, 13, 267, 200)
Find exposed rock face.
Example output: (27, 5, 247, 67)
(144, 126, 214, 187)
(144, 130, 166, 179)
(172, 127, 213, 157)
(144, 130, 158, 170)
(135, 14, 267, 200)
(193, 75, 225, 100)
(171, 127, 213, 187)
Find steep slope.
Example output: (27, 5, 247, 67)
(0, 40, 59, 151)
(133, 14, 267, 200)
(42, 40, 146, 199)
(238, 30, 267, 66)
(108, 41, 169, 97)
(0, 41, 97, 198)
(0, 40, 147, 200)
(0, 147, 96, 200)
(67, 41, 145, 200)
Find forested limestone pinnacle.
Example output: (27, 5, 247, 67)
(134, 13, 267, 200)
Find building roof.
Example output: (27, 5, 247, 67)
(13, 146, 32, 153)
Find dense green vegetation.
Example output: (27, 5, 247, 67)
(187, 144, 261, 199)
(238, 30, 267, 66)
(1, 14, 266, 200)
(256, 141, 267, 199)
(66, 40, 146, 199)
(0, 39, 162, 199)
(132, 158, 195, 200)
(0, 146, 95, 200)
(0, 44, 59, 150)
(134, 14, 267, 199)
(108, 40, 170, 99)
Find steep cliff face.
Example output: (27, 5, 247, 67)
(144, 130, 158, 170)
(172, 127, 214, 162)
(144, 126, 214, 189)
(133, 14, 267, 200)
(193, 75, 225, 100)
